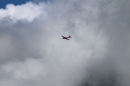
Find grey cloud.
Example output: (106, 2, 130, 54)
(0, 0, 130, 86)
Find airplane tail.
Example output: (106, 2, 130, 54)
(69, 35, 72, 38)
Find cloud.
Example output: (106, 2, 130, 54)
(0, 0, 130, 86)
(0, 2, 47, 23)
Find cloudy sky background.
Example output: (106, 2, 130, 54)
(0, 0, 130, 86)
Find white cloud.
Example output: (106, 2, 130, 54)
(2, 58, 45, 80)
(0, 2, 48, 23)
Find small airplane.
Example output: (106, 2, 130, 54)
(62, 35, 72, 40)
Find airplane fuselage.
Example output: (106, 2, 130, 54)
(62, 35, 72, 40)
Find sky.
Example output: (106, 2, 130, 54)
(0, 0, 30, 8)
(0, 0, 130, 86)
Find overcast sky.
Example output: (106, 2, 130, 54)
(0, 0, 130, 86)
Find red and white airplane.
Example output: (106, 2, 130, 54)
(62, 35, 72, 40)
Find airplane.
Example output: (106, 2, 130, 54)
(62, 35, 72, 40)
